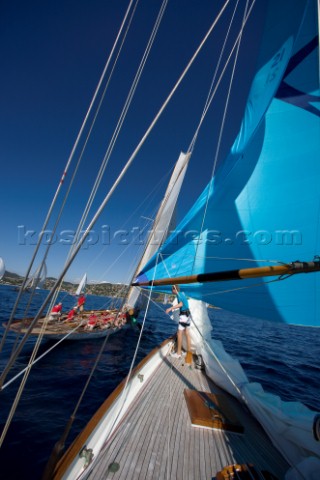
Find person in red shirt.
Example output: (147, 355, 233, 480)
(66, 307, 78, 321)
(85, 313, 98, 330)
(49, 302, 62, 321)
(77, 294, 86, 312)
(51, 302, 62, 314)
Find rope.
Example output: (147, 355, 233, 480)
(181, 292, 305, 474)
(95, 254, 160, 466)
(85, 167, 171, 275)
(0, 311, 65, 447)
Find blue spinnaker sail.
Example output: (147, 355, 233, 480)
(137, 0, 320, 326)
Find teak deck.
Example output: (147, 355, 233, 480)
(86, 353, 289, 479)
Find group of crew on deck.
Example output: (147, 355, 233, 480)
(49, 294, 128, 331)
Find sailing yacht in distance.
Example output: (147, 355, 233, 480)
(3, 152, 190, 341)
(0, 258, 5, 281)
(23, 262, 47, 291)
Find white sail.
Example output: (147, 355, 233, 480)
(36, 262, 47, 289)
(0, 257, 5, 280)
(187, 300, 320, 471)
(75, 273, 87, 296)
(127, 151, 191, 308)
(25, 262, 47, 290)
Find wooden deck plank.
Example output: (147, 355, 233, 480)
(116, 362, 171, 480)
(199, 430, 211, 478)
(146, 381, 178, 480)
(170, 385, 186, 480)
(109, 393, 155, 478)
(85, 352, 289, 480)
(158, 358, 186, 480)
(87, 362, 168, 479)
(131, 368, 176, 480)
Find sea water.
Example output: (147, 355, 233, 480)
(0, 284, 319, 479)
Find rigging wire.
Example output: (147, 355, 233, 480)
(41, 323, 117, 479)
(43, 255, 162, 478)
(16, 0, 142, 321)
(148, 1, 257, 285)
(32, 0, 175, 464)
(0, 0, 139, 354)
(193, 0, 253, 273)
(188, 0, 241, 154)
(0, 315, 86, 448)
(41, 0, 165, 317)
(85, 166, 173, 279)
(68, 0, 167, 259)
(92, 255, 161, 465)
(1, 321, 86, 391)
(133, 267, 297, 473)
(0, 0, 143, 447)
(8, 262, 48, 355)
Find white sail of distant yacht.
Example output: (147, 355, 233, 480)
(24, 262, 47, 290)
(0, 258, 5, 280)
(75, 273, 87, 296)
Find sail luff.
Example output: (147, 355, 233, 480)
(137, 151, 190, 273)
(126, 151, 191, 307)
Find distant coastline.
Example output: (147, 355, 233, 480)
(0, 270, 167, 302)
(0, 270, 126, 297)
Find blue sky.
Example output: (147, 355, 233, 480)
(0, 0, 259, 284)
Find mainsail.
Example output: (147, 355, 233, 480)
(127, 151, 190, 307)
(137, 0, 320, 327)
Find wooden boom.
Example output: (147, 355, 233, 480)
(132, 260, 320, 287)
